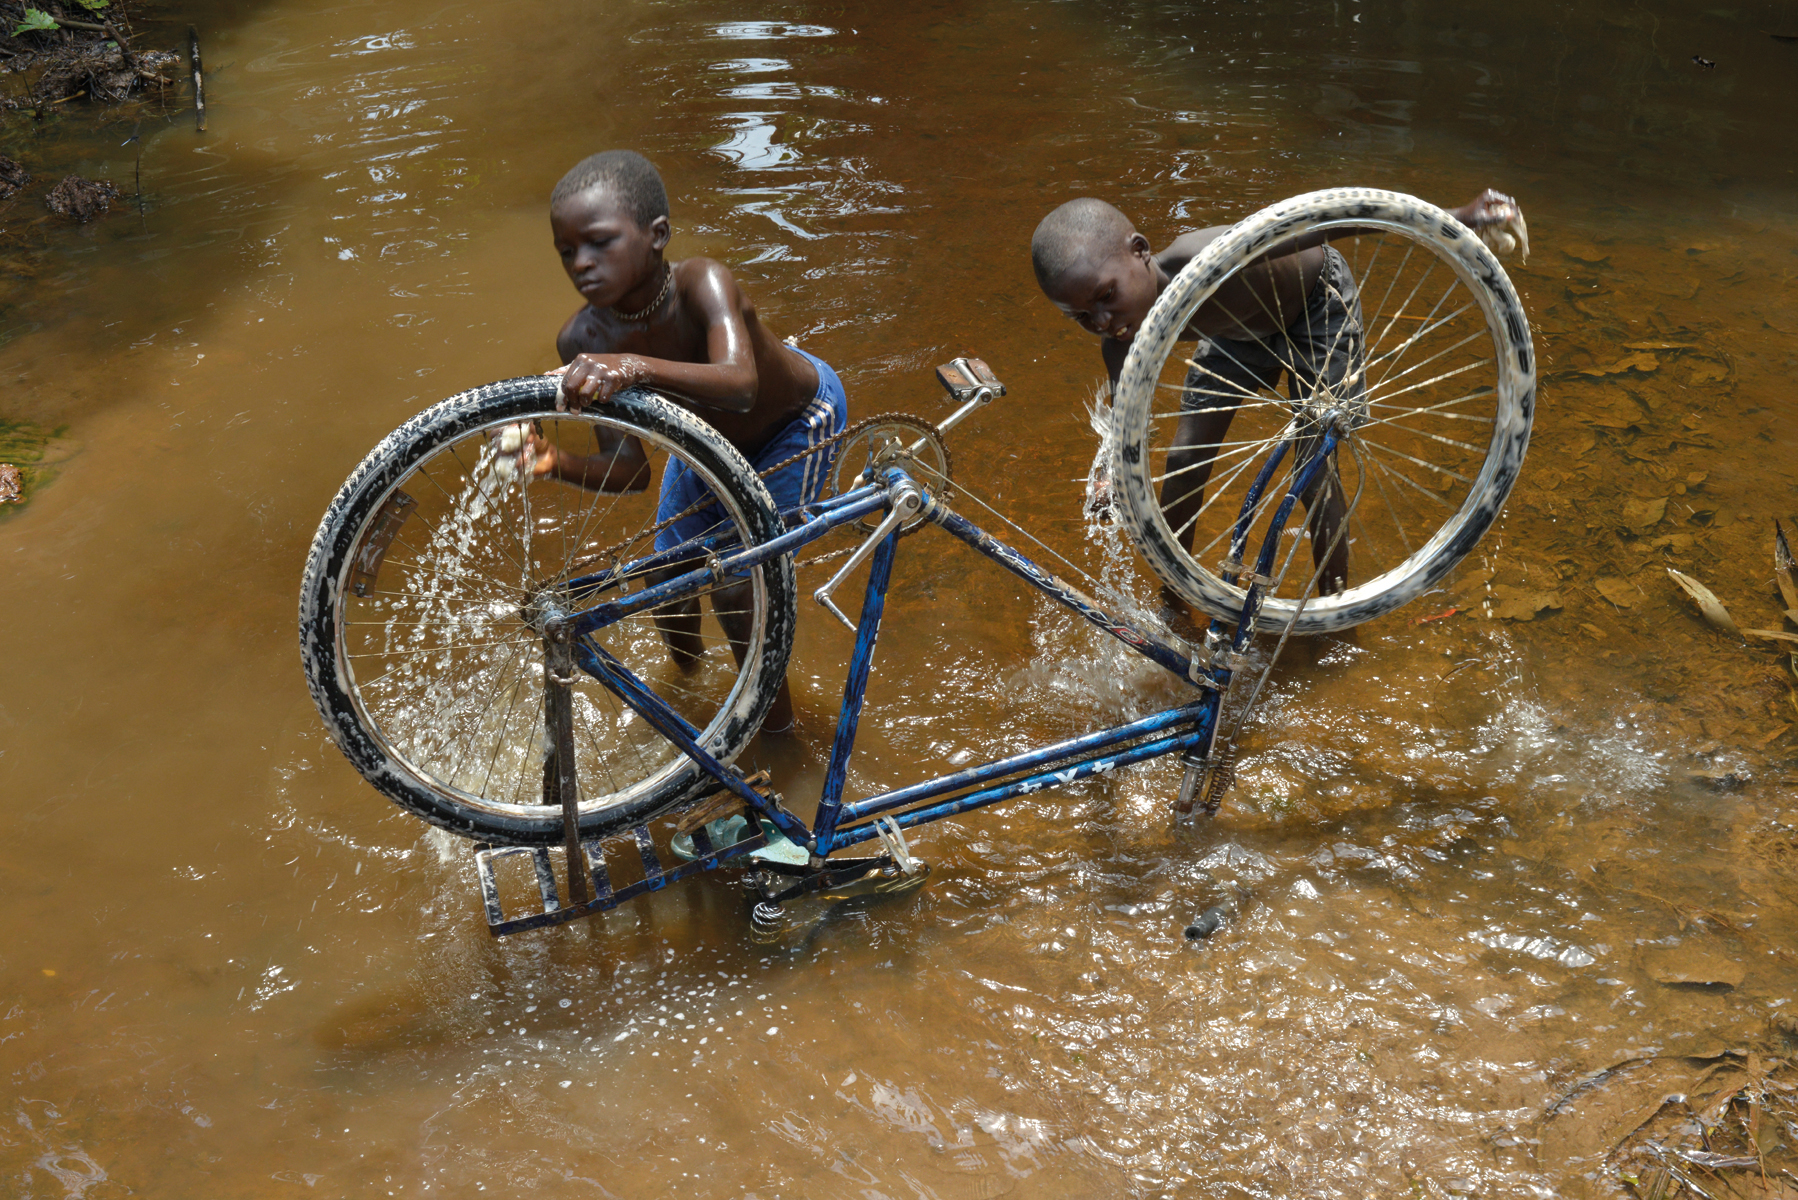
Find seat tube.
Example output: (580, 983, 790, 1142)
(811, 529, 900, 851)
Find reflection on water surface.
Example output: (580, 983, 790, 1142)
(2, 0, 1795, 1196)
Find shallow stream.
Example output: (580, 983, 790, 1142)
(3, 1, 1797, 1196)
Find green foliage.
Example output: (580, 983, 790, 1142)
(75, 0, 110, 10)
(12, 8, 60, 34)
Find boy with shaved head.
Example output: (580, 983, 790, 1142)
(518, 149, 848, 731)
(1032, 188, 1523, 612)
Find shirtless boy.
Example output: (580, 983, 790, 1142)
(522, 150, 847, 732)
(1031, 188, 1523, 610)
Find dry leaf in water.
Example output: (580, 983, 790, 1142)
(1623, 496, 1668, 532)
(1490, 584, 1563, 621)
(1667, 568, 1740, 634)
(1687, 359, 1729, 385)
(1645, 948, 1745, 988)
(1775, 520, 1798, 610)
(1745, 629, 1798, 645)
(1595, 577, 1637, 607)
(1580, 351, 1659, 377)
(1563, 242, 1610, 263)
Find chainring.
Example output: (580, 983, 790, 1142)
(829, 413, 953, 536)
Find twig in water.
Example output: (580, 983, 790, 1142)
(188, 25, 205, 132)
(121, 120, 144, 228)
(102, 21, 135, 71)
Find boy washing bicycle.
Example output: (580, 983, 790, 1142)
(1030, 188, 1525, 613)
(518, 150, 848, 732)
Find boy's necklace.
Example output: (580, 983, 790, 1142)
(610, 264, 674, 322)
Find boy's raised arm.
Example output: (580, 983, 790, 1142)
(1250, 189, 1525, 265)
(558, 261, 760, 414)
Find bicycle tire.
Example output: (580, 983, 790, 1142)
(1110, 187, 1535, 633)
(299, 376, 797, 845)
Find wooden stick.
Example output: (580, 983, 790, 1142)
(188, 25, 205, 132)
(102, 21, 135, 71)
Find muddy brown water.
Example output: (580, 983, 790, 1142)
(4, 1, 1798, 1196)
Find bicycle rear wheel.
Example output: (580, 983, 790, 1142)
(299, 377, 797, 845)
(1110, 187, 1534, 634)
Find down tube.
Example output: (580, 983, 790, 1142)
(811, 529, 899, 848)
(827, 729, 1210, 851)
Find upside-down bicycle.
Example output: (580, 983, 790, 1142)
(299, 189, 1535, 937)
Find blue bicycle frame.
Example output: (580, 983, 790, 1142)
(476, 427, 1342, 935)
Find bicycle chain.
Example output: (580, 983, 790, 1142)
(564, 411, 952, 578)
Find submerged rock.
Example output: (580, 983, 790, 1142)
(0, 155, 29, 201)
(44, 174, 119, 222)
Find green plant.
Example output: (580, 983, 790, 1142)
(12, 7, 59, 34)
(75, 0, 110, 9)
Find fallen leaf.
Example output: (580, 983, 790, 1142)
(1595, 577, 1637, 607)
(1580, 351, 1659, 377)
(1745, 629, 1798, 645)
(1686, 359, 1729, 385)
(1563, 242, 1610, 263)
(1623, 340, 1697, 350)
(1536, 1055, 1731, 1167)
(1668, 568, 1740, 634)
(1490, 584, 1563, 621)
(1569, 430, 1598, 456)
(1775, 520, 1798, 610)
(1623, 496, 1668, 532)
(1645, 948, 1745, 987)
(1458, 564, 1497, 589)
(1685, 471, 1707, 487)
(1579, 623, 1608, 639)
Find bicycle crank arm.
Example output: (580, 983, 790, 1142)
(813, 485, 922, 630)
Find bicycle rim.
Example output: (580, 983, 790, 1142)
(330, 405, 776, 834)
(1112, 187, 1534, 633)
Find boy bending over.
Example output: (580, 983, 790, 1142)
(522, 150, 846, 732)
(1031, 188, 1523, 611)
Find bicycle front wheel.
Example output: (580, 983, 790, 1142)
(1110, 187, 1535, 634)
(299, 377, 797, 845)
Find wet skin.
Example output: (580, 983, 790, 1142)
(1043, 190, 1516, 611)
(524, 184, 822, 730)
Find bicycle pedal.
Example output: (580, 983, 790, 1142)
(818, 859, 932, 902)
(475, 814, 777, 937)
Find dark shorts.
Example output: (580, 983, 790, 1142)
(1180, 245, 1367, 418)
(654, 346, 848, 553)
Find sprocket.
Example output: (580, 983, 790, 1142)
(829, 413, 952, 536)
